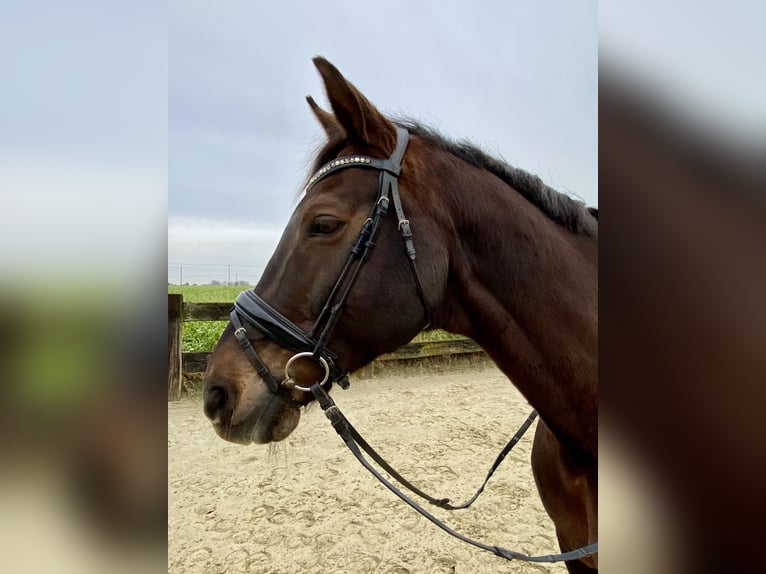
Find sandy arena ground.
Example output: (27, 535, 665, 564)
(168, 364, 567, 574)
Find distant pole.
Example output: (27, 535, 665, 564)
(235, 272, 238, 285)
(180, 266, 183, 285)
(228, 265, 231, 286)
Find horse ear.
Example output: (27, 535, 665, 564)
(312, 56, 396, 151)
(306, 95, 345, 142)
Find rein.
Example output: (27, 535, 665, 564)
(230, 127, 598, 564)
(310, 383, 598, 563)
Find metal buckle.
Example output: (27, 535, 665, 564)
(376, 196, 390, 216)
(283, 352, 330, 392)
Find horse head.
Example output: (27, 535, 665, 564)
(202, 57, 447, 444)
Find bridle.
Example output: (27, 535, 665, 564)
(228, 126, 598, 564)
(230, 126, 429, 396)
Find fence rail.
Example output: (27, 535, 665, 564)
(167, 294, 483, 399)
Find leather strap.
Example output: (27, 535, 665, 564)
(230, 310, 280, 393)
(234, 292, 347, 388)
(307, 127, 429, 353)
(305, 127, 411, 192)
(347, 410, 539, 510)
(235, 291, 319, 354)
(311, 383, 598, 564)
(387, 168, 430, 325)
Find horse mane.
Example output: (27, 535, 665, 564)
(397, 120, 597, 236)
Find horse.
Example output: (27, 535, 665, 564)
(202, 57, 598, 572)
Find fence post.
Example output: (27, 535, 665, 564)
(168, 293, 183, 400)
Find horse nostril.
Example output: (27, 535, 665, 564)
(203, 386, 228, 422)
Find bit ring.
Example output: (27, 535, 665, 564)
(283, 352, 330, 392)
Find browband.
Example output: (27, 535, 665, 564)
(306, 127, 410, 192)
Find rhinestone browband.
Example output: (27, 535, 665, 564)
(306, 156, 373, 191)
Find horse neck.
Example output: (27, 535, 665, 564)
(423, 158, 598, 455)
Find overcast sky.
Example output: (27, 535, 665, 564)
(168, 1, 597, 284)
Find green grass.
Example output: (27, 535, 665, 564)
(169, 286, 249, 352)
(170, 285, 461, 352)
(412, 329, 456, 342)
(168, 285, 249, 303)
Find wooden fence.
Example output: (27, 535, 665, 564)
(168, 294, 483, 399)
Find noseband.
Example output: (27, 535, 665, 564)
(230, 127, 429, 395)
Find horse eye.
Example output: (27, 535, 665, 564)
(309, 217, 344, 236)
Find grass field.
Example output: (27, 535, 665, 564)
(168, 286, 247, 352)
(168, 285, 250, 303)
(169, 285, 458, 352)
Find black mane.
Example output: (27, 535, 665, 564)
(398, 120, 597, 236)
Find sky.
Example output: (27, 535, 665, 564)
(0, 1, 760, 288)
(168, 1, 598, 284)
(1, 1, 167, 283)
